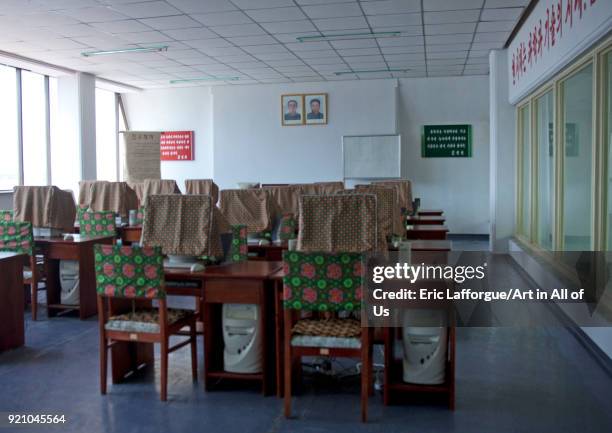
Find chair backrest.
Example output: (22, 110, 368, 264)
(229, 224, 248, 262)
(372, 180, 413, 214)
(79, 211, 117, 237)
(0, 221, 34, 256)
(282, 251, 363, 312)
(94, 244, 165, 299)
(133, 206, 145, 226)
(354, 185, 399, 238)
(297, 193, 378, 253)
(0, 210, 13, 222)
(278, 213, 297, 241)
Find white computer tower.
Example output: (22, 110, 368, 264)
(60, 260, 80, 305)
(401, 309, 447, 385)
(222, 303, 263, 374)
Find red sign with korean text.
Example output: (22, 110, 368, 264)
(160, 131, 194, 161)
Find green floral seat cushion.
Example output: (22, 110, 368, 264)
(282, 251, 363, 312)
(80, 211, 117, 237)
(230, 224, 248, 262)
(105, 308, 191, 333)
(278, 213, 297, 241)
(94, 244, 165, 299)
(0, 221, 33, 255)
(291, 335, 361, 349)
(0, 210, 13, 222)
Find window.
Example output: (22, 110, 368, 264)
(0, 65, 19, 191)
(518, 104, 531, 239)
(21, 70, 48, 186)
(95, 88, 118, 182)
(606, 51, 612, 250)
(561, 64, 593, 251)
(535, 91, 554, 250)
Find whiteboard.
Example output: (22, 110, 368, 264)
(342, 134, 401, 179)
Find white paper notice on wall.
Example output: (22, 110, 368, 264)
(123, 131, 161, 182)
(507, 0, 612, 104)
(343, 134, 401, 179)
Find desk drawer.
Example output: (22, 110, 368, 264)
(205, 279, 262, 304)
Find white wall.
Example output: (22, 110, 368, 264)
(122, 76, 491, 234)
(398, 76, 490, 234)
(122, 86, 214, 192)
(211, 79, 397, 189)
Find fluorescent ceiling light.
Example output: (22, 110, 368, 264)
(81, 45, 168, 57)
(169, 77, 240, 84)
(297, 31, 400, 43)
(334, 68, 410, 76)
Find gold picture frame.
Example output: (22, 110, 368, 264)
(281, 94, 304, 126)
(304, 93, 328, 125)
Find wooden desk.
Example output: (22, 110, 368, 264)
(201, 261, 281, 395)
(417, 209, 444, 216)
(406, 225, 448, 240)
(0, 252, 26, 351)
(406, 216, 446, 225)
(409, 240, 452, 251)
(119, 226, 142, 244)
(35, 234, 115, 319)
(248, 242, 287, 261)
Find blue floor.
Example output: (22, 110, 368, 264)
(1, 253, 612, 432)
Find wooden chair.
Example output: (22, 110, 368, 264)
(229, 224, 248, 262)
(79, 210, 117, 238)
(278, 213, 297, 241)
(94, 244, 198, 401)
(282, 250, 373, 422)
(0, 220, 44, 320)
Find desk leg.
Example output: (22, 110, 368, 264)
(78, 245, 97, 319)
(274, 280, 284, 398)
(45, 259, 61, 318)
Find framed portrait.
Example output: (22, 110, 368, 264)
(304, 93, 328, 125)
(281, 94, 304, 126)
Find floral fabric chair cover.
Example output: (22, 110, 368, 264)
(133, 207, 145, 226)
(229, 224, 248, 262)
(79, 211, 117, 237)
(0, 210, 14, 222)
(94, 244, 165, 299)
(0, 221, 34, 255)
(278, 213, 297, 241)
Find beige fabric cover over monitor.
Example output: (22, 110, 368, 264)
(373, 180, 413, 213)
(219, 189, 272, 233)
(78, 180, 97, 206)
(13, 186, 76, 231)
(81, 181, 139, 218)
(140, 179, 181, 204)
(297, 193, 378, 253)
(262, 185, 301, 216)
(141, 194, 222, 257)
(123, 131, 161, 183)
(185, 179, 219, 203)
(314, 181, 345, 194)
(355, 184, 400, 237)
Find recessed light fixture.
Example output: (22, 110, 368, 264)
(297, 31, 401, 43)
(169, 77, 240, 84)
(81, 45, 168, 57)
(334, 68, 410, 76)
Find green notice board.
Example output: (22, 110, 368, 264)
(421, 124, 472, 157)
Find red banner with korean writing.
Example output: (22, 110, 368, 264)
(160, 131, 194, 161)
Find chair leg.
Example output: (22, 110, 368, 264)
(283, 346, 292, 418)
(100, 337, 107, 395)
(160, 337, 169, 401)
(190, 319, 198, 383)
(31, 282, 37, 321)
(361, 344, 370, 422)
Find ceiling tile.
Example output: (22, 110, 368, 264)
(90, 19, 151, 34)
(361, 0, 421, 15)
(426, 43, 471, 52)
(426, 33, 474, 45)
(21, 12, 81, 27)
(232, 0, 295, 8)
(210, 23, 266, 37)
(273, 32, 319, 43)
(485, 0, 528, 8)
(425, 22, 477, 35)
(313, 17, 369, 31)
(302, 3, 363, 19)
(50, 24, 101, 37)
(380, 45, 424, 55)
(343, 54, 384, 63)
(476, 21, 516, 32)
(165, 0, 236, 14)
(471, 41, 502, 51)
(183, 38, 233, 49)
(367, 13, 421, 27)
(139, 15, 202, 30)
(285, 41, 332, 52)
(481, 7, 522, 21)
(330, 38, 378, 49)
(338, 47, 382, 57)
(427, 51, 467, 59)
(226, 35, 278, 46)
(301, 56, 342, 65)
(192, 11, 253, 26)
(424, 9, 480, 24)
(424, 0, 484, 11)
(265, 58, 306, 67)
(259, 20, 317, 34)
(254, 51, 298, 61)
(377, 35, 424, 46)
(384, 53, 424, 62)
(59, 6, 128, 23)
(199, 46, 245, 56)
(297, 49, 340, 59)
(241, 44, 290, 54)
(162, 27, 217, 40)
(119, 31, 171, 43)
(110, 1, 182, 18)
(473, 31, 508, 42)
(37, 38, 88, 50)
(244, 7, 306, 22)
(370, 25, 422, 35)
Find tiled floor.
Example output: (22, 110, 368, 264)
(1, 252, 611, 433)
